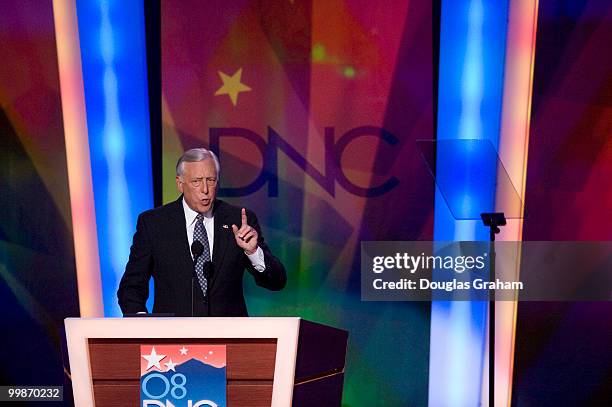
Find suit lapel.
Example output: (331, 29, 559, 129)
(169, 196, 194, 273)
(211, 200, 231, 287)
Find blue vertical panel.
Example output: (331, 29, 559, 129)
(76, 0, 154, 316)
(429, 0, 508, 405)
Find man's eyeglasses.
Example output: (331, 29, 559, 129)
(187, 177, 218, 188)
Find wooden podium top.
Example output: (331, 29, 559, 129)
(65, 317, 347, 407)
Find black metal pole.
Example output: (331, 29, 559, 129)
(489, 230, 496, 407)
(481, 212, 505, 407)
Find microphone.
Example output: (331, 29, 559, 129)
(190, 241, 204, 317)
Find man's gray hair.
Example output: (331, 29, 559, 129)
(176, 148, 221, 177)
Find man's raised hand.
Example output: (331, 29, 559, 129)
(232, 208, 258, 254)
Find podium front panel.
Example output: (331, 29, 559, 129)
(65, 318, 301, 407)
(88, 338, 276, 406)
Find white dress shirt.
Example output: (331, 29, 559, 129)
(182, 198, 266, 272)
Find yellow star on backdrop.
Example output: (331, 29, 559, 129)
(214, 68, 252, 106)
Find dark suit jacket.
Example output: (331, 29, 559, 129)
(117, 197, 286, 316)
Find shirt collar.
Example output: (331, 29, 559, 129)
(182, 197, 213, 226)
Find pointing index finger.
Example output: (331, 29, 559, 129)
(241, 208, 248, 226)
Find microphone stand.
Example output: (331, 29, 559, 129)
(190, 241, 204, 317)
(204, 262, 212, 317)
(191, 259, 199, 317)
(191, 276, 195, 317)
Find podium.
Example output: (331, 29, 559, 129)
(65, 317, 348, 406)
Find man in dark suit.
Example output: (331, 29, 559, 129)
(117, 148, 286, 316)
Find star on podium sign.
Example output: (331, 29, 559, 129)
(142, 347, 166, 371)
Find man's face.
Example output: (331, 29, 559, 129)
(176, 159, 218, 213)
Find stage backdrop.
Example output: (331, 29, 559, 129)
(162, 1, 434, 404)
(0, 0, 79, 394)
